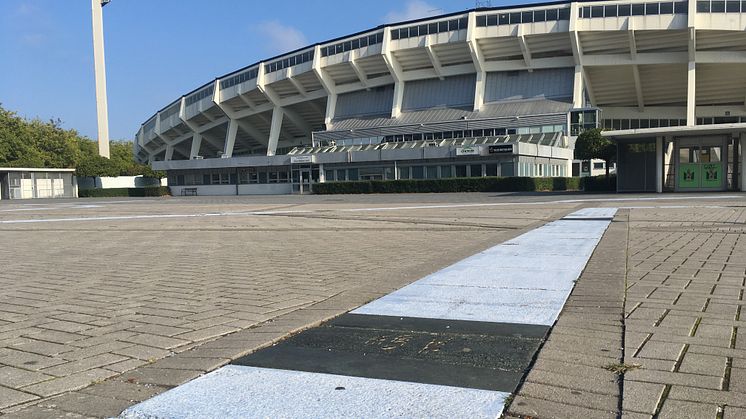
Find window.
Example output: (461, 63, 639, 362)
(605, 5, 618, 16)
(535, 10, 546, 21)
(477, 15, 488, 26)
(632, 4, 645, 15)
(426, 166, 438, 179)
(438, 21, 448, 32)
(336, 169, 346, 181)
(498, 14, 508, 24)
(593, 162, 605, 170)
(455, 165, 467, 177)
(470, 164, 483, 177)
(646, 3, 660, 14)
(675, 1, 688, 12)
(712, 0, 726, 11)
(510, 12, 521, 23)
(440, 165, 452, 178)
(412, 166, 425, 179)
(486, 164, 498, 177)
(619, 4, 632, 15)
(727, 0, 741, 11)
(546, 9, 558, 20)
(592, 6, 604, 17)
(697, 0, 710, 12)
(399, 167, 410, 179)
(522, 11, 533, 22)
(558, 7, 570, 19)
(582, 6, 591, 17)
(348, 168, 359, 181)
(660, 2, 674, 13)
(325, 170, 334, 181)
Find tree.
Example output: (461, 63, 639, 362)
(574, 128, 616, 178)
(0, 104, 163, 179)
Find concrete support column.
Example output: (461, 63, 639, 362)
(223, 119, 238, 158)
(741, 134, 746, 191)
(325, 93, 337, 126)
(318, 164, 325, 183)
(267, 106, 284, 156)
(473, 71, 486, 112)
(391, 82, 405, 119)
(687, 61, 696, 126)
(656, 136, 664, 193)
(165, 145, 174, 161)
(91, 0, 110, 158)
(572, 65, 584, 108)
(189, 133, 202, 159)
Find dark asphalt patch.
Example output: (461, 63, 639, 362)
(233, 314, 548, 392)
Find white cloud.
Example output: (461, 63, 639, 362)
(255, 21, 308, 55)
(384, 0, 441, 23)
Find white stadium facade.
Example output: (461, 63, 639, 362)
(137, 0, 746, 194)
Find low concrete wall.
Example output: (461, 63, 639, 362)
(171, 184, 293, 196)
(77, 176, 166, 189)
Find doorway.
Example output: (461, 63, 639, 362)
(676, 137, 726, 191)
(291, 165, 317, 194)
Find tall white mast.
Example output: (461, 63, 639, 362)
(91, 0, 110, 158)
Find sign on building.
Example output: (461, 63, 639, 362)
(290, 155, 313, 164)
(456, 146, 480, 156)
(487, 144, 514, 154)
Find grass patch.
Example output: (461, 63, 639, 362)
(604, 362, 641, 375)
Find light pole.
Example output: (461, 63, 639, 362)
(91, 0, 111, 158)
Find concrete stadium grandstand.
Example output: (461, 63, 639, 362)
(136, 0, 746, 194)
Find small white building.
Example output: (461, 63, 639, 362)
(0, 168, 78, 200)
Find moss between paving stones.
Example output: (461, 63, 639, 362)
(315, 176, 615, 194)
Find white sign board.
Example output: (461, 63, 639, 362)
(290, 155, 313, 164)
(456, 146, 480, 156)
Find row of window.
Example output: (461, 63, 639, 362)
(320, 33, 384, 57)
(325, 163, 507, 182)
(265, 50, 315, 74)
(602, 118, 688, 130)
(330, 125, 566, 147)
(698, 116, 746, 124)
(220, 68, 259, 90)
(185, 85, 215, 106)
(580, 1, 687, 18)
(518, 162, 567, 177)
(696, 0, 746, 12)
(476, 7, 571, 27)
(391, 17, 468, 40)
(173, 168, 292, 186)
(160, 104, 180, 120)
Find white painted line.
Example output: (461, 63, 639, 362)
(120, 365, 509, 419)
(562, 207, 618, 219)
(353, 208, 616, 326)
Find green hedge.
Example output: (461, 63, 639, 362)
(314, 177, 584, 194)
(583, 175, 617, 192)
(78, 186, 171, 198)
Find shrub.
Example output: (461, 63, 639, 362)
(314, 176, 585, 194)
(582, 175, 617, 192)
(78, 186, 171, 198)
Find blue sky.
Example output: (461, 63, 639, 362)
(1, 0, 535, 141)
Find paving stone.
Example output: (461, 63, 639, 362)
(508, 395, 618, 419)
(0, 385, 38, 410)
(657, 398, 719, 419)
(622, 381, 665, 414)
(35, 392, 133, 417)
(40, 353, 129, 377)
(79, 379, 168, 402)
(21, 368, 119, 397)
(678, 352, 726, 376)
(0, 366, 54, 388)
(519, 381, 618, 412)
(119, 367, 202, 387)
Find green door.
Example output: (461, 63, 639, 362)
(677, 140, 725, 190)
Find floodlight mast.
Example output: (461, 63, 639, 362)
(91, 0, 110, 158)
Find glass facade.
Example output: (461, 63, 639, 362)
(476, 7, 571, 26)
(580, 1, 687, 17)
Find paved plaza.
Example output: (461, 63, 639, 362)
(0, 193, 745, 417)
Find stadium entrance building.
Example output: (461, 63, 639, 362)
(137, 0, 746, 195)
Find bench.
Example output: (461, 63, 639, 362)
(181, 187, 198, 196)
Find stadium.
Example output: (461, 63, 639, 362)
(136, 0, 746, 194)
